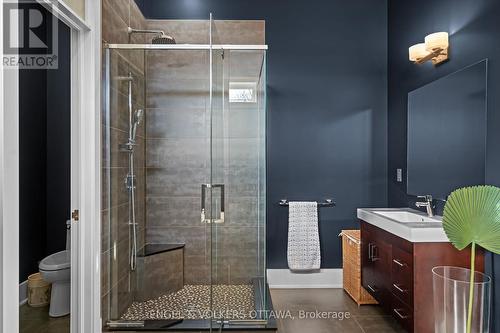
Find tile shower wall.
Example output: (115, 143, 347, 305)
(144, 20, 265, 285)
(144, 21, 211, 285)
(101, 0, 147, 322)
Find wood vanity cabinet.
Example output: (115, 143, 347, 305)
(360, 221, 484, 333)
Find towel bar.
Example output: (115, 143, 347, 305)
(278, 199, 336, 207)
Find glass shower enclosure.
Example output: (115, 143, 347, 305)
(102, 16, 268, 332)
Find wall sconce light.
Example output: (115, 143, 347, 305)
(409, 32, 449, 65)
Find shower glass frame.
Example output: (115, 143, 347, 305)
(102, 19, 268, 332)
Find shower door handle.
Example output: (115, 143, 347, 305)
(201, 184, 225, 224)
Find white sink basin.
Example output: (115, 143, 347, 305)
(357, 208, 447, 242)
(372, 210, 441, 223)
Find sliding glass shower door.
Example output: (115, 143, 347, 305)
(210, 43, 268, 327)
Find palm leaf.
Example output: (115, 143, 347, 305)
(442, 185, 500, 333)
(443, 185, 500, 254)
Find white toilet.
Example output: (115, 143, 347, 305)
(39, 220, 71, 317)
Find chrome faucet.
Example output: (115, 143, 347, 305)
(415, 195, 434, 217)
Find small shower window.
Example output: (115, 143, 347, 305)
(229, 82, 257, 103)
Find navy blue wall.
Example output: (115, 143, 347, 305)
(136, 0, 388, 269)
(387, 0, 500, 330)
(19, 8, 71, 282)
(19, 53, 47, 282)
(46, 18, 71, 256)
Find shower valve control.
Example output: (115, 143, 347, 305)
(125, 174, 136, 190)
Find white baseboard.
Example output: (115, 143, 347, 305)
(267, 268, 343, 289)
(19, 280, 28, 305)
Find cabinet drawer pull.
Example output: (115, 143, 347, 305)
(393, 283, 406, 293)
(393, 308, 409, 319)
(366, 284, 378, 293)
(393, 259, 406, 267)
(369, 244, 379, 261)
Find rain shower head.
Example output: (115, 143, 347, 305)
(128, 27, 176, 44)
(152, 33, 176, 44)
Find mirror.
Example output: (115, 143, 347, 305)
(407, 59, 487, 200)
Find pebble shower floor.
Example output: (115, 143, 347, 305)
(121, 284, 256, 320)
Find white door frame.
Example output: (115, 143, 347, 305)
(0, 0, 101, 332)
(0, 2, 20, 332)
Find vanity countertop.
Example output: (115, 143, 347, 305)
(357, 207, 448, 242)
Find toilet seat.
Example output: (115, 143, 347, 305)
(38, 223, 72, 317)
(39, 250, 70, 271)
(39, 250, 71, 317)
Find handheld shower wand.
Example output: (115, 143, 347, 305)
(130, 109, 144, 143)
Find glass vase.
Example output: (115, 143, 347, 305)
(432, 266, 491, 333)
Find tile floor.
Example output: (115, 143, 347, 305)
(20, 303, 69, 333)
(20, 288, 403, 333)
(270, 289, 405, 333)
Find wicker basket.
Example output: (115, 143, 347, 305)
(27, 273, 51, 307)
(340, 230, 377, 305)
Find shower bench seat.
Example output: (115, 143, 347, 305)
(136, 243, 185, 301)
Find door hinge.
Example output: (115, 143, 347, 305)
(72, 209, 80, 222)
